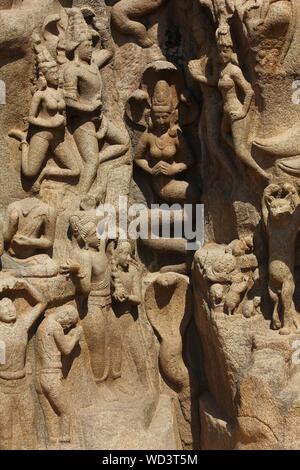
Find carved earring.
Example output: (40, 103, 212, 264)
(170, 109, 179, 128)
(146, 113, 153, 130)
(37, 75, 47, 91)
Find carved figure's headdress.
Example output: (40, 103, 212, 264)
(65, 8, 93, 53)
(216, 26, 233, 48)
(55, 304, 79, 324)
(32, 33, 57, 76)
(69, 213, 98, 245)
(115, 239, 134, 256)
(152, 80, 174, 113)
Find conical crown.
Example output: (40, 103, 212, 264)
(65, 8, 93, 52)
(216, 26, 233, 48)
(152, 80, 173, 113)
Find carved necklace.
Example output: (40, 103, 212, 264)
(155, 134, 170, 150)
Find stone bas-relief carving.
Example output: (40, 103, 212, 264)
(9, 33, 80, 191)
(190, 0, 300, 450)
(35, 305, 82, 446)
(2, 197, 58, 277)
(0, 278, 47, 450)
(2, 0, 300, 452)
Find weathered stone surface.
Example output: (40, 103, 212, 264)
(1, 0, 300, 451)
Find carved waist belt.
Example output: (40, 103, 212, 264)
(38, 367, 62, 375)
(0, 369, 26, 380)
(88, 291, 111, 308)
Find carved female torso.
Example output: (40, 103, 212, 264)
(148, 132, 178, 162)
(33, 87, 66, 128)
(219, 63, 246, 116)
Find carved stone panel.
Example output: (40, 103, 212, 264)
(1, 0, 300, 451)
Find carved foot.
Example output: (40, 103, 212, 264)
(279, 316, 299, 336)
(48, 437, 59, 447)
(8, 128, 26, 144)
(279, 326, 292, 335)
(59, 434, 71, 443)
(271, 317, 282, 330)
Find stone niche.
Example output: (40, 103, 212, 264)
(1, 0, 300, 451)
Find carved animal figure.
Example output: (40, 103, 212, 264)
(262, 183, 300, 335)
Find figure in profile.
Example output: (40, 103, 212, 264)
(35, 305, 82, 446)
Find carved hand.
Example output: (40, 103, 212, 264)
(114, 286, 128, 302)
(60, 261, 85, 278)
(75, 325, 83, 340)
(188, 59, 206, 81)
(152, 161, 172, 175)
(153, 161, 179, 176)
(0, 276, 17, 292)
(12, 234, 32, 246)
(96, 115, 108, 141)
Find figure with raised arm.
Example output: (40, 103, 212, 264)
(0, 278, 47, 449)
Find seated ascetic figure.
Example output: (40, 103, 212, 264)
(1, 197, 58, 278)
(134, 80, 195, 204)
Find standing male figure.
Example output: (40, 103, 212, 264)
(35, 305, 82, 446)
(0, 277, 47, 449)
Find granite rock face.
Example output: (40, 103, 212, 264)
(0, 0, 299, 450)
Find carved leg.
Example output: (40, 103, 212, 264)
(40, 372, 71, 443)
(98, 119, 130, 164)
(82, 304, 109, 383)
(127, 321, 148, 387)
(23, 134, 51, 178)
(9, 130, 50, 179)
(205, 107, 236, 179)
(108, 307, 122, 380)
(280, 277, 297, 335)
(269, 284, 281, 330)
(38, 392, 59, 446)
(231, 119, 269, 181)
(73, 125, 99, 194)
(49, 138, 81, 180)
(0, 392, 13, 450)
(17, 386, 38, 449)
(221, 114, 234, 151)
